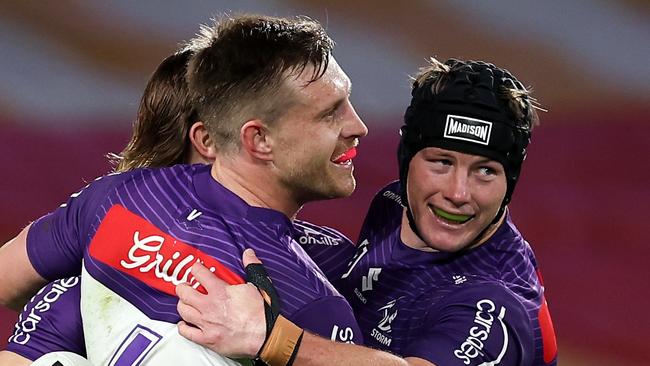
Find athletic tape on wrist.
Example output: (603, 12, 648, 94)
(245, 262, 304, 366)
(245, 263, 281, 338)
(258, 315, 304, 366)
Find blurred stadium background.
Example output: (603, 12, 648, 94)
(1, 1, 648, 364)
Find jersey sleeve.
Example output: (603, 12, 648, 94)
(404, 284, 534, 366)
(6, 277, 85, 360)
(26, 173, 125, 281)
(288, 295, 363, 345)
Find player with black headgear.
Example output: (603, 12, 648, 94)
(171, 57, 558, 366)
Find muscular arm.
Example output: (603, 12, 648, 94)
(176, 252, 436, 366)
(292, 333, 433, 366)
(0, 351, 31, 366)
(0, 225, 47, 310)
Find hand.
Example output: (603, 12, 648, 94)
(176, 249, 266, 358)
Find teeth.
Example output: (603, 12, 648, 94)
(432, 207, 473, 224)
(335, 159, 352, 166)
(332, 147, 357, 164)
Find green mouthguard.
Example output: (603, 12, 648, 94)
(433, 207, 472, 223)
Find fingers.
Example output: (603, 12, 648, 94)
(177, 298, 203, 326)
(242, 248, 262, 267)
(190, 262, 228, 296)
(175, 282, 205, 306)
(178, 320, 206, 344)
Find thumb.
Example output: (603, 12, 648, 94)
(243, 248, 262, 267)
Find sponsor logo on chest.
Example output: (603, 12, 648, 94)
(89, 205, 244, 296)
(298, 226, 341, 246)
(353, 267, 382, 304)
(370, 299, 400, 347)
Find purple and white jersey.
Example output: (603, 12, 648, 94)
(25, 164, 361, 365)
(5, 220, 357, 361)
(337, 182, 558, 366)
(6, 277, 84, 361)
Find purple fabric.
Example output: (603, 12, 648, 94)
(337, 181, 556, 365)
(6, 277, 85, 360)
(290, 296, 360, 344)
(295, 220, 357, 283)
(26, 164, 362, 343)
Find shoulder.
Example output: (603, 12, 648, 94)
(434, 280, 530, 317)
(406, 281, 535, 366)
(478, 213, 544, 297)
(360, 181, 403, 234)
(370, 181, 404, 210)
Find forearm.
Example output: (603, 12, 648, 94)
(0, 225, 47, 310)
(0, 351, 31, 366)
(293, 332, 413, 366)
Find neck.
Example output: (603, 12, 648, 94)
(210, 156, 301, 219)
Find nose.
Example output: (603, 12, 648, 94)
(342, 102, 369, 139)
(444, 169, 471, 206)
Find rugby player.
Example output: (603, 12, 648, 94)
(0, 46, 207, 366)
(174, 58, 558, 366)
(0, 14, 367, 366)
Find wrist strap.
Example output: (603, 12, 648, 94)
(257, 315, 304, 366)
(245, 263, 281, 338)
(245, 263, 304, 366)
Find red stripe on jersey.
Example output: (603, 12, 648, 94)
(538, 296, 557, 364)
(89, 204, 244, 296)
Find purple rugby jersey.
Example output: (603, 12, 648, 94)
(295, 220, 357, 284)
(6, 220, 357, 361)
(6, 277, 84, 361)
(337, 181, 558, 366)
(25, 164, 361, 365)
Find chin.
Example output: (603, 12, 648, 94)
(422, 234, 472, 253)
(338, 177, 357, 197)
(324, 184, 355, 199)
(325, 174, 357, 198)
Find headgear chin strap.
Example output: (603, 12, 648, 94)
(398, 60, 533, 245)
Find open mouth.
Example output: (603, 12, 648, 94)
(332, 147, 357, 165)
(430, 206, 474, 224)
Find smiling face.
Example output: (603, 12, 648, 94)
(404, 147, 507, 252)
(270, 57, 368, 204)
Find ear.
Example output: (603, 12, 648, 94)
(240, 119, 273, 161)
(188, 121, 217, 164)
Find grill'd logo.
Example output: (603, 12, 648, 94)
(444, 115, 493, 145)
(89, 205, 244, 296)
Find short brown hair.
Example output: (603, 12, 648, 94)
(187, 14, 335, 152)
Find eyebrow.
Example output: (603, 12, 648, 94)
(475, 157, 499, 165)
(316, 97, 345, 119)
(315, 78, 352, 119)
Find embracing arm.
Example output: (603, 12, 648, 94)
(176, 250, 435, 366)
(290, 333, 432, 366)
(0, 225, 47, 310)
(0, 351, 31, 366)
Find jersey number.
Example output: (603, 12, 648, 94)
(108, 325, 162, 366)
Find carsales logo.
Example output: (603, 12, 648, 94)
(9, 277, 80, 345)
(89, 205, 244, 295)
(453, 299, 508, 365)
